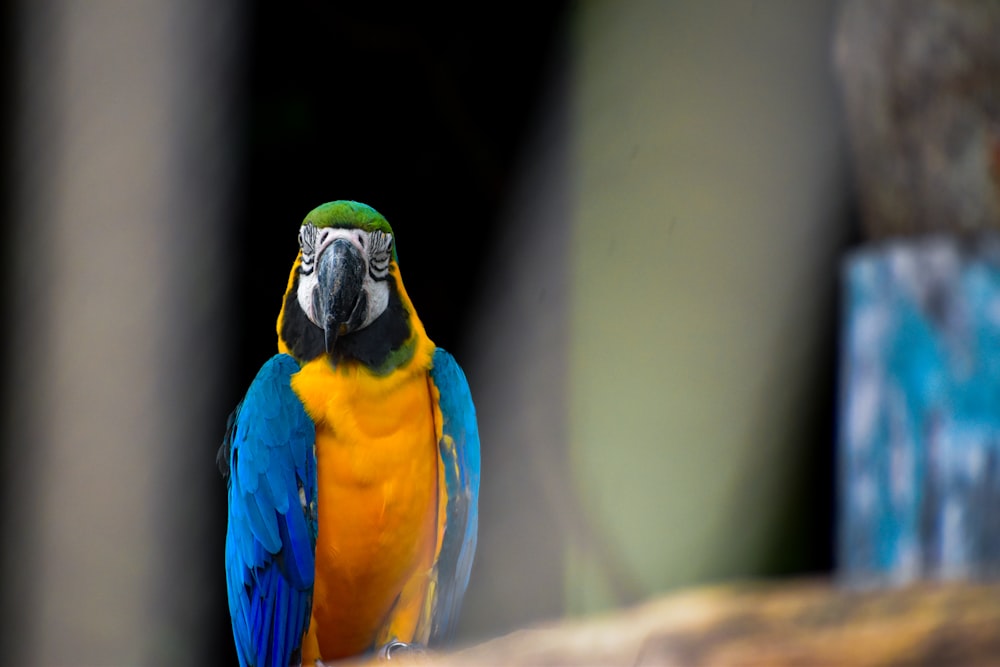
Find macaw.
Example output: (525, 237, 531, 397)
(218, 201, 480, 666)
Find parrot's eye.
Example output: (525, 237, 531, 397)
(368, 231, 393, 281)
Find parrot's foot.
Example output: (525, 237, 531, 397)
(376, 640, 427, 661)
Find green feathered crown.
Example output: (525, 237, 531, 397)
(302, 200, 398, 262)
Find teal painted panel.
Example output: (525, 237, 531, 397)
(840, 237, 1000, 584)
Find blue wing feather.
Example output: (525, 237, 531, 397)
(224, 354, 317, 667)
(428, 348, 481, 644)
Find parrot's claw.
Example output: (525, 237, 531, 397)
(376, 640, 427, 661)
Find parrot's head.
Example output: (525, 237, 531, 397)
(295, 200, 396, 351)
(278, 200, 425, 371)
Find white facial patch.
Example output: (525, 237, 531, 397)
(296, 225, 393, 333)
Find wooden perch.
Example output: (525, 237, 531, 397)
(401, 578, 1000, 666)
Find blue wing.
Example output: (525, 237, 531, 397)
(222, 354, 317, 667)
(428, 348, 481, 644)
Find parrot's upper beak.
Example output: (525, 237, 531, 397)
(315, 238, 365, 354)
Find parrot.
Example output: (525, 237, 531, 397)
(218, 200, 480, 666)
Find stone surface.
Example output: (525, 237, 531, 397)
(835, 0, 1000, 238)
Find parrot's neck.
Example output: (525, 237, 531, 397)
(278, 266, 431, 376)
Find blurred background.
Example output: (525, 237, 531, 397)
(0, 1, 855, 664)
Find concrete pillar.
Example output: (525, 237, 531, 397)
(1, 1, 241, 663)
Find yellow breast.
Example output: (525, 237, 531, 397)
(291, 341, 442, 659)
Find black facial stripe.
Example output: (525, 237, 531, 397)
(299, 224, 317, 254)
(299, 224, 318, 276)
(368, 231, 393, 260)
(369, 253, 390, 279)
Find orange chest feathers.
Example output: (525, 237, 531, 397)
(290, 358, 443, 657)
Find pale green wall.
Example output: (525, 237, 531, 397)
(567, 0, 848, 612)
(459, 0, 850, 639)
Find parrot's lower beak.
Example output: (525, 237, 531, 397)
(315, 238, 364, 354)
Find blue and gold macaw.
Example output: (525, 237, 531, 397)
(218, 201, 480, 666)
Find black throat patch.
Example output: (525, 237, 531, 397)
(280, 272, 326, 361)
(280, 271, 412, 370)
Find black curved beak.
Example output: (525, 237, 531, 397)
(314, 238, 364, 354)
